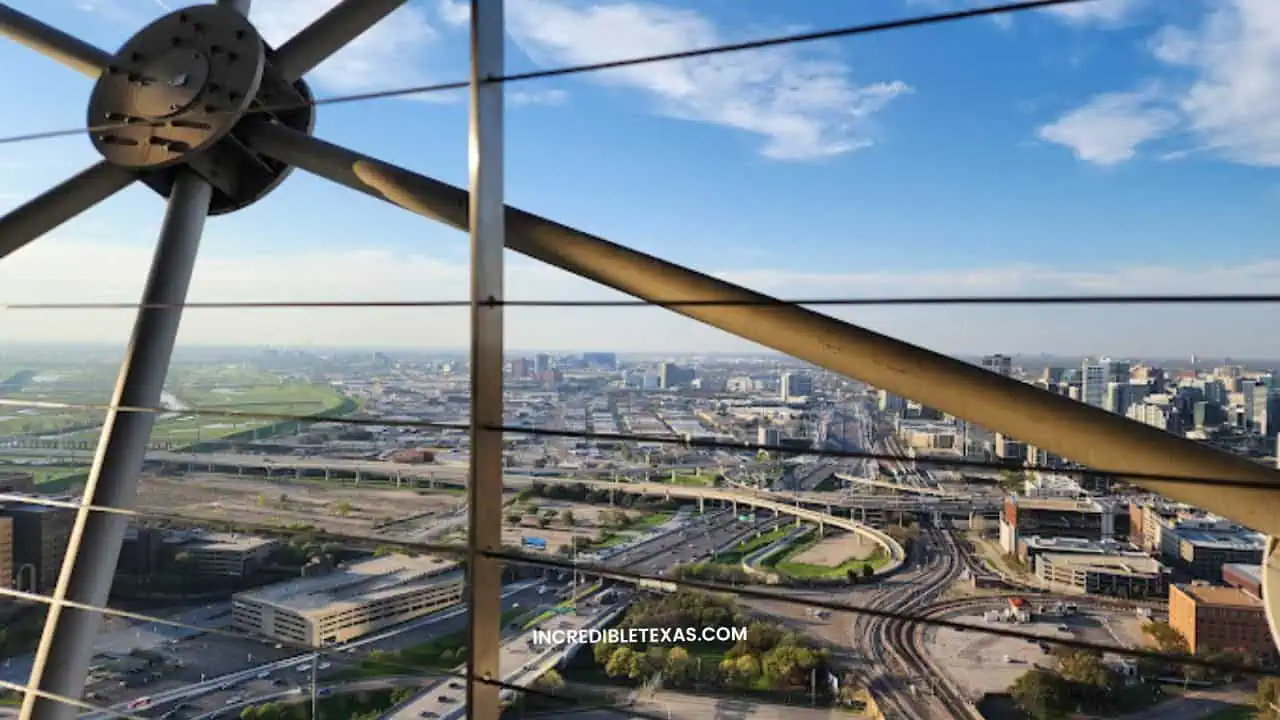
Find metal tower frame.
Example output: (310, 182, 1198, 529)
(2, 0, 1280, 718)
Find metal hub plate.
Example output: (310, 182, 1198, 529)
(87, 5, 265, 170)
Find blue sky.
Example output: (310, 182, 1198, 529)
(0, 0, 1278, 357)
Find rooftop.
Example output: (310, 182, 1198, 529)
(1010, 496, 1104, 513)
(235, 555, 462, 617)
(1177, 529, 1265, 552)
(183, 532, 277, 554)
(1178, 584, 1264, 609)
(1040, 552, 1166, 577)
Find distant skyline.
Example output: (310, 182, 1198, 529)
(0, 0, 1278, 355)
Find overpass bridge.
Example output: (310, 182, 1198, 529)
(17, 448, 908, 570)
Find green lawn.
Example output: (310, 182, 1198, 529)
(0, 461, 88, 487)
(666, 473, 713, 487)
(716, 526, 792, 564)
(46, 383, 353, 448)
(629, 510, 675, 531)
(336, 608, 524, 680)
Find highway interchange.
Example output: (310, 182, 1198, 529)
(11, 398, 1032, 720)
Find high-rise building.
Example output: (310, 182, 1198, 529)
(1082, 358, 1130, 409)
(534, 353, 552, 373)
(658, 362, 695, 389)
(0, 502, 74, 594)
(981, 354, 1013, 377)
(780, 372, 812, 400)
(582, 352, 618, 371)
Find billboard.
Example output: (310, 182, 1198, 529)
(521, 536, 547, 549)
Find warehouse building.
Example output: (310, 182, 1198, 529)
(231, 555, 463, 646)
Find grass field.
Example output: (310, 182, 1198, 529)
(664, 473, 713, 487)
(49, 382, 351, 448)
(715, 526, 791, 565)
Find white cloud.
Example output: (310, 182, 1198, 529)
(437, 0, 470, 27)
(251, 0, 443, 96)
(504, 0, 911, 161)
(2, 237, 1279, 357)
(1152, 0, 1280, 166)
(1036, 87, 1178, 164)
(510, 88, 570, 107)
(1042, 0, 1280, 167)
(1042, 0, 1142, 26)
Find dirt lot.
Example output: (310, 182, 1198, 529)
(136, 472, 464, 534)
(512, 500, 645, 528)
(790, 531, 878, 566)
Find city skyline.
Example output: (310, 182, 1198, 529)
(1, 0, 1278, 353)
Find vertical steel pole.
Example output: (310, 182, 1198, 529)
(22, 170, 212, 719)
(465, 1, 504, 719)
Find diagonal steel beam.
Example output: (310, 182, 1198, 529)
(21, 171, 212, 720)
(0, 3, 110, 78)
(241, 121, 1280, 537)
(271, 0, 410, 83)
(0, 161, 135, 261)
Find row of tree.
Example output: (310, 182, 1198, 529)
(587, 592, 833, 694)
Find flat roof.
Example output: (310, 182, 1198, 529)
(185, 532, 277, 553)
(1178, 584, 1263, 609)
(1012, 497, 1103, 513)
(1224, 563, 1263, 585)
(1039, 552, 1165, 577)
(1177, 529, 1265, 552)
(235, 555, 462, 617)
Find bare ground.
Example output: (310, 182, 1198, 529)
(136, 472, 465, 534)
(790, 531, 878, 566)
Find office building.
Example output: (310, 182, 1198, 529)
(780, 372, 812, 400)
(232, 555, 464, 646)
(999, 496, 1128, 554)
(1169, 583, 1277, 661)
(658, 362, 695, 389)
(757, 425, 781, 447)
(0, 501, 74, 594)
(175, 532, 277, 577)
(534, 353, 552, 374)
(582, 352, 618, 371)
(0, 472, 35, 494)
(994, 433, 1025, 463)
(877, 389, 907, 413)
(981, 354, 1013, 377)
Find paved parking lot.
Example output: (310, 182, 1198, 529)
(925, 610, 1126, 698)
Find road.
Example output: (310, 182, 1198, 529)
(78, 581, 545, 719)
(385, 590, 630, 719)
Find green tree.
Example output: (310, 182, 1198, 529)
(560, 509, 576, 526)
(605, 646, 634, 678)
(860, 564, 874, 579)
(332, 501, 354, 517)
(505, 512, 522, 526)
(1256, 676, 1280, 719)
(664, 646, 694, 686)
(1009, 669, 1071, 720)
(535, 668, 565, 691)
(240, 706, 260, 720)
(536, 515, 551, 529)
